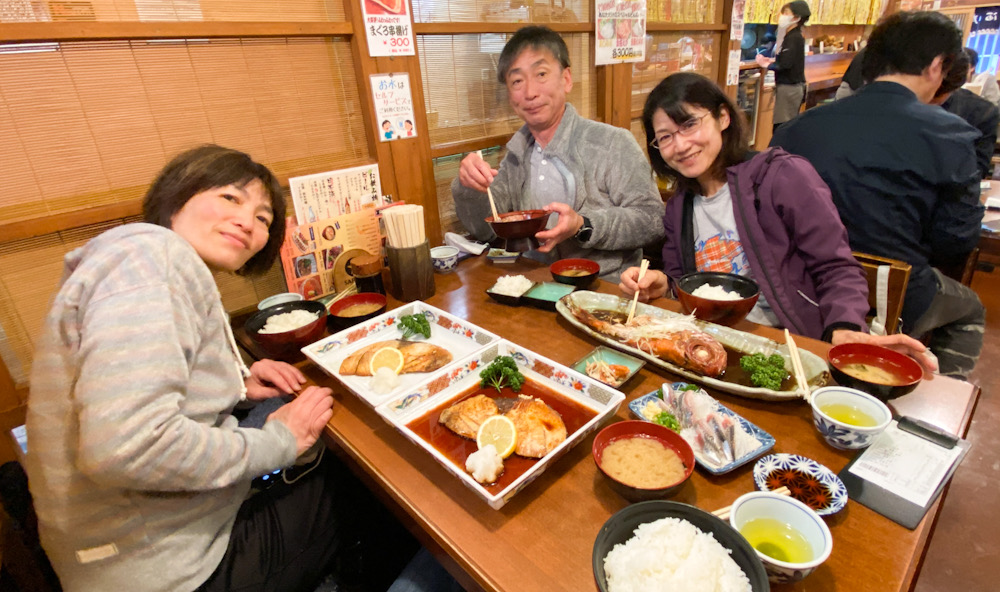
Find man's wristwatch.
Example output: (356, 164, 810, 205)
(575, 216, 594, 243)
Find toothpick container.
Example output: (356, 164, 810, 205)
(387, 240, 435, 301)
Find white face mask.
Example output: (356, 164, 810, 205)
(778, 14, 796, 27)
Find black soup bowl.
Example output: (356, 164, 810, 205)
(593, 500, 769, 591)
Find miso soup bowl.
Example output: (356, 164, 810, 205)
(592, 420, 695, 503)
(827, 342, 922, 401)
(729, 491, 833, 584)
(810, 386, 892, 450)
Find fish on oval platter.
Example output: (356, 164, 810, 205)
(556, 291, 830, 401)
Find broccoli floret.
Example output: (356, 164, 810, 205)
(739, 353, 788, 390)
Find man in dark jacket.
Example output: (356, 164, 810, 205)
(932, 50, 1000, 180)
(771, 11, 985, 379)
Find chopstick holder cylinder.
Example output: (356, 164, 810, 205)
(387, 240, 435, 301)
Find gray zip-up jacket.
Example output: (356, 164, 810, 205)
(452, 104, 665, 282)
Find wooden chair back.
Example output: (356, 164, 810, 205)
(852, 252, 911, 335)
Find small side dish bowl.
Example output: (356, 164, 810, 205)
(573, 346, 644, 388)
(257, 292, 304, 310)
(327, 292, 388, 332)
(753, 454, 848, 516)
(827, 342, 922, 401)
(592, 420, 695, 502)
(729, 491, 833, 584)
(810, 386, 892, 450)
(245, 300, 327, 359)
(430, 245, 460, 273)
(550, 258, 600, 287)
(676, 272, 760, 327)
(593, 500, 769, 592)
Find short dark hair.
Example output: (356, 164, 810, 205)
(783, 1, 811, 26)
(935, 48, 971, 99)
(142, 144, 286, 276)
(862, 11, 962, 82)
(497, 26, 570, 84)
(642, 73, 748, 196)
(965, 47, 979, 69)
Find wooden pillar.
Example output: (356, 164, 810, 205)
(345, 0, 442, 245)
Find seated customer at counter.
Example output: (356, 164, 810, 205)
(620, 73, 934, 370)
(771, 11, 984, 379)
(933, 49, 1000, 180)
(452, 25, 665, 283)
(24, 146, 421, 592)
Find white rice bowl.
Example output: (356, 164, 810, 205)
(690, 284, 742, 301)
(259, 309, 320, 334)
(604, 517, 751, 592)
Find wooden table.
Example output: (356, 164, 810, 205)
(234, 256, 979, 592)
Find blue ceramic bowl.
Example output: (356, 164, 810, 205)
(430, 246, 460, 273)
(810, 386, 892, 449)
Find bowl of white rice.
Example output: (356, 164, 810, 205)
(675, 272, 760, 327)
(593, 500, 769, 592)
(486, 274, 535, 306)
(244, 300, 327, 360)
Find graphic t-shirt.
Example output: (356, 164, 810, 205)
(692, 183, 779, 326)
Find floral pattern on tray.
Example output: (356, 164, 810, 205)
(376, 339, 625, 510)
(753, 453, 848, 516)
(628, 383, 776, 474)
(302, 301, 501, 408)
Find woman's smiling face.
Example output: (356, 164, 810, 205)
(652, 103, 729, 191)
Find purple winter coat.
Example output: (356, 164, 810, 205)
(662, 148, 869, 341)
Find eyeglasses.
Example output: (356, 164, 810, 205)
(649, 113, 711, 150)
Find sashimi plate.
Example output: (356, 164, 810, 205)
(556, 291, 830, 401)
(629, 384, 775, 474)
(377, 339, 624, 510)
(303, 301, 501, 407)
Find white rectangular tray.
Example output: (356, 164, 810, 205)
(302, 301, 501, 407)
(376, 340, 625, 510)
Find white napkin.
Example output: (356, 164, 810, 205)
(445, 232, 488, 255)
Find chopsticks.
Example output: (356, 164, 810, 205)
(327, 283, 358, 305)
(784, 329, 810, 402)
(712, 486, 791, 521)
(626, 259, 650, 324)
(477, 150, 500, 222)
(382, 204, 426, 248)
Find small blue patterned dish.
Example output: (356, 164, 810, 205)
(753, 453, 848, 516)
(629, 383, 775, 474)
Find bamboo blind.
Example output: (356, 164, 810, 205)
(745, 0, 888, 25)
(412, 0, 591, 23)
(647, 0, 718, 23)
(425, 32, 597, 238)
(0, 0, 346, 22)
(0, 34, 369, 388)
(628, 31, 718, 146)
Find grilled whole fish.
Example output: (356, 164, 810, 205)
(566, 302, 727, 377)
(339, 340, 452, 376)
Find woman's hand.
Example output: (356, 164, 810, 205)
(457, 152, 498, 193)
(266, 386, 334, 457)
(535, 202, 583, 252)
(244, 359, 306, 401)
(619, 268, 670, 302)
(830, 330, 939, 378)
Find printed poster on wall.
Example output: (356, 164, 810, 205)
(370, 73, 417, 142)
(731, 0, 746, 42)
(361, 0, 415, 57)
(727, 50, 742, 86)
(289, 164, 389, 225)
(595, 0, 646, 65)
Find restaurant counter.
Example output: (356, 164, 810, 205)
(232, 255, 979, 592)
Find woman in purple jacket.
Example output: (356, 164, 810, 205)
(621, 73, 934, 366)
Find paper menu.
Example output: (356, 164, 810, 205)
(848, 421, 965, 508)
(289, 164, 389, 226)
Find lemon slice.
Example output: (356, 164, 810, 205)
(476, 415, 517, 459)
(369, 346, 404, 375)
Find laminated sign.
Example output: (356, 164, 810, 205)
(362, 0, 415, 56)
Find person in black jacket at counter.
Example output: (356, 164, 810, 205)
(932, 49, 1000, 180)
(756, 1, 810, 134)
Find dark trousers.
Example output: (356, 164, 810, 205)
(909, 269, 986, 379)
(195, 451, 354, 592)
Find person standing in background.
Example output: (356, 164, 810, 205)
(966, 47, 1000, 108)
(756, 1, 811, 134)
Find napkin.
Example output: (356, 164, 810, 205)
(445, 232, 488, 256)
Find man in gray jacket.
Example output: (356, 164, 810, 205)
(452, 26, 664, 282)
